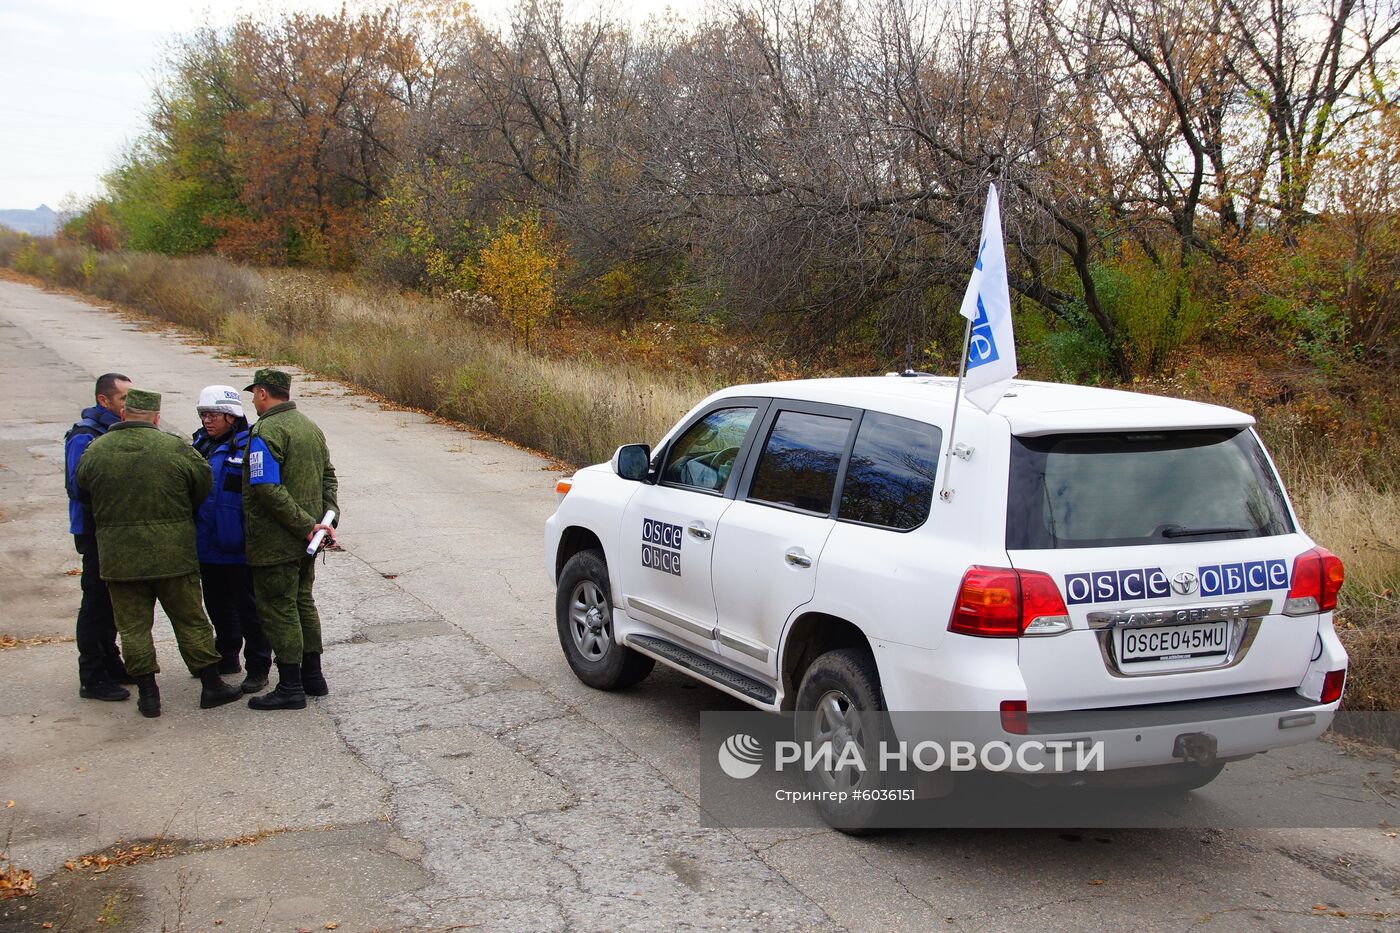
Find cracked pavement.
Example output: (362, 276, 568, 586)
(1, 279, 1397, 931)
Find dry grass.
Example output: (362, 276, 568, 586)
(2, 230, 1395, 709)
(1287, 468, 1400, 712)
(1, 233, 706, 466)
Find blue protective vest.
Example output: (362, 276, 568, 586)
(192, 426, 251, 564)
(65, 405, 120, 535)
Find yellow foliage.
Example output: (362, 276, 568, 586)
(477, 213, 558, 347)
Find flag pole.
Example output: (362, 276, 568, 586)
(939, 316, 974, 503)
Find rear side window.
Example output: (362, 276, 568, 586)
(838, 412, 941, 530)
(748, 411, 853, 514)
(1007, 429, 1294, 549)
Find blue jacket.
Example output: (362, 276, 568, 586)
(192, 424, 251, 564)
(65, 405, 121, 535)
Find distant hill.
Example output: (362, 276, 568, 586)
(0, 205, 59, 236)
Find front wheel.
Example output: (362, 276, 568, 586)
(556, 549, 654, 690)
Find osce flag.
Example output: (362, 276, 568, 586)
(957, 183, 1017, 413)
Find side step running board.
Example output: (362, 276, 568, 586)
(628, 634, 777, 705)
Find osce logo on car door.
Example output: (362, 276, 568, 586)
(641, 518, 682, 576)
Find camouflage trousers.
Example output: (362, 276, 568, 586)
(106, 573, 220, 677)
(251, 557, 322, 664)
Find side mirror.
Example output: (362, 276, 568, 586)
(611, 444, 651, 482)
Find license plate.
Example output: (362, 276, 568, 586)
(1119, 621, 1230, 663)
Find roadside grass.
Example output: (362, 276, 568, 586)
(1270, 434, 1400, 712)
(1, 230, 1395, 711)
(1, 233, 704, 466)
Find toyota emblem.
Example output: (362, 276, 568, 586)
(1171, 571, 1199, 595)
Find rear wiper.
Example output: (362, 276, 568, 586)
(1159, 524, 1252, 538)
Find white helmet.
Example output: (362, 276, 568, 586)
(196, 385, 245, 418)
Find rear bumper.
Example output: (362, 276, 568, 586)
(885, 690, 1336, 774)
(1020, 689, 1335, 771)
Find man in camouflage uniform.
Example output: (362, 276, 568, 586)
(74, 389, 244, 718)
(243, 369, 339, 711)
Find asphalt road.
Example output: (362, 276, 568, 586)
(0, 278, 1396, 932)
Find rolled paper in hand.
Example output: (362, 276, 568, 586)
(307, 509, 337, 555)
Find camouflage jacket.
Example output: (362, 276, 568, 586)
(74, 422, 212, 582)
(243, 401, 339, 566)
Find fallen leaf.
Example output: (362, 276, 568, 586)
(0, 861, 37, 899)
(214, 920, 224, 926)
(1313, 904, 1329, 910)
(63, 861, 75, 871)
(326, 924, 340, 930)
(41, 924, 53, 930)
(4, 800, 12, 808)
(1088, 879, 1105, 886)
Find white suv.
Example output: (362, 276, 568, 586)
(544, 376, 1347, 801)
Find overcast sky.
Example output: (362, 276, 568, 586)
(0, 0, 697, 211)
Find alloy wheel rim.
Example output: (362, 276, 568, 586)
(812, 688, 869, 792)
(569, 580, 611, 661)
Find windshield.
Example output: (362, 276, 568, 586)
(1007, 429, 1294, 549)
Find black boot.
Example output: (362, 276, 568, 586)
(197, 665, 243, 709)
(106, 657, 137, 685)
(301, 652, 328, 697)
(240, 664, 270, 694)
(135, 675, 161, 718)
(248, 662, 307, 710)
(79, 680, 130, 702)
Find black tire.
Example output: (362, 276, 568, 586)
(556, 549, 654, 690)
(794, 647, 892, 834)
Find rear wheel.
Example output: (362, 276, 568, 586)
(794, 647, 891, 834)
(556, 549, 654, 690)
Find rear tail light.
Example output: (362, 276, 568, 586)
(948, 566, 1071, 637)
(1283, 546, 1344, 616)
(1320, 669, 1346, 705)
(1000, 700, 1028, 735)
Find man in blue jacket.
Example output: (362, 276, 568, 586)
(192, 385, 272, 693)
(64, 372, 134, 701)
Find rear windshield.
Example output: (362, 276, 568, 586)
(1007, 429, 1294, 549)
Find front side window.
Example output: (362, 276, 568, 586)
(661, 407, 757, 492)
(1007, 429, 1295, 549)
(748, 410, 853, 514)
(838, 412, 940, 531)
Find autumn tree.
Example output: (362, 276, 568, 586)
(104, 28, 245, 254)
(477, 212, 559, 346)
(218, 6, 420, 266)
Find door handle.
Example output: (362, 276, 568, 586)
(784, 549, 812, 568)
(687, 523, 712, 541)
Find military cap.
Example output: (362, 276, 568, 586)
(244, 368, 292, 392)
(124, 388, 161, 413)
